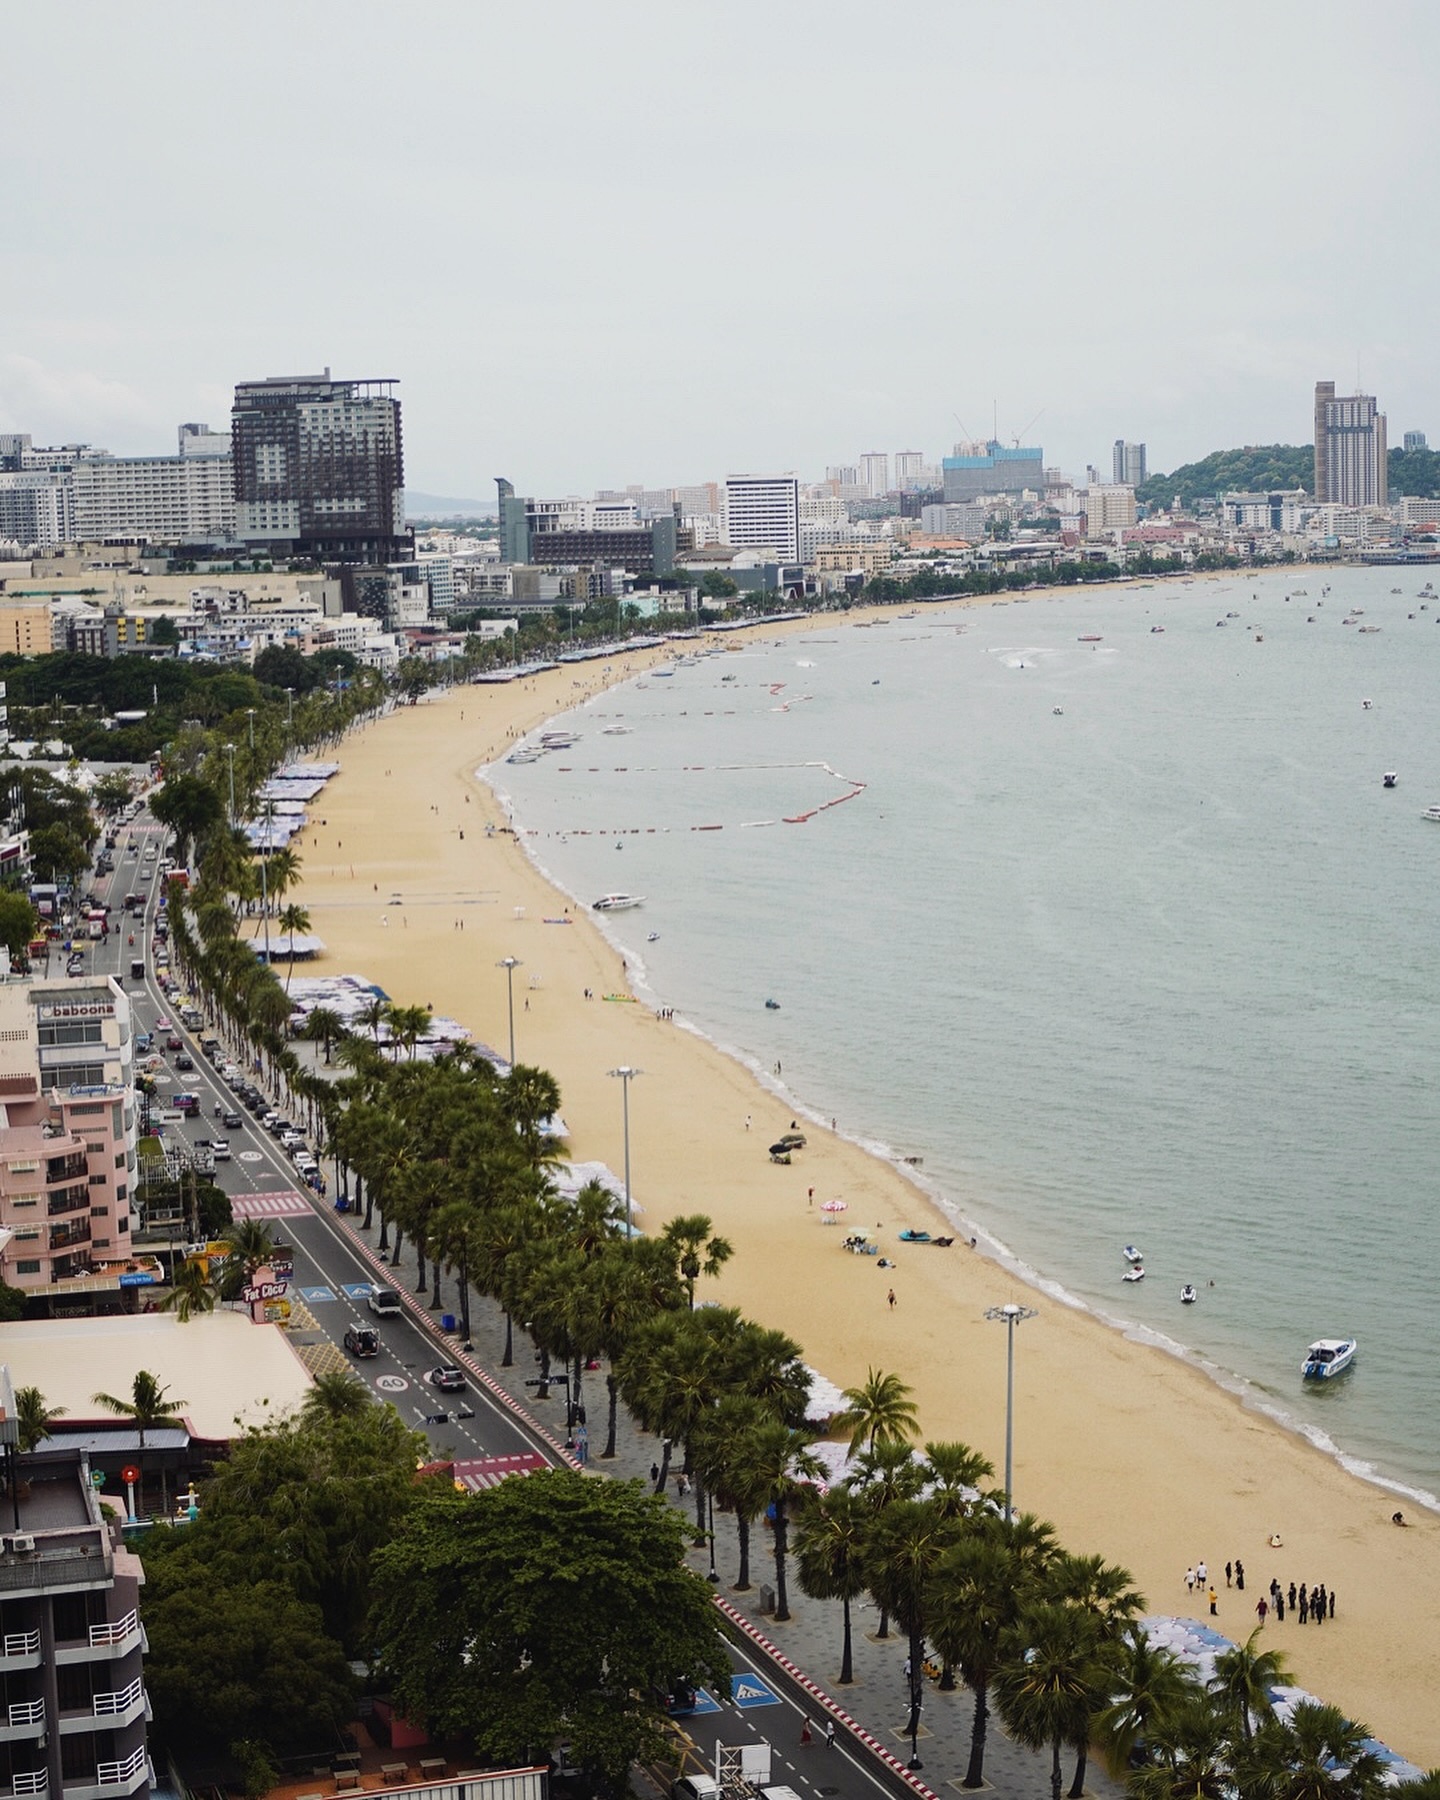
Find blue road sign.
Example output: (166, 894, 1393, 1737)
(730, 1674, 780, 1709)
(689, 1690, 722, 1716)
(299, 1286, 336, 1303)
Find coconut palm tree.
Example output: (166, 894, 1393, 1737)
(221, 1218, 276, 1281)
(1209, 1628, 1291, 1744)
(834, 1367, 920, 1456)
(162, 1259, 216, 1321)
(384, 1002, 432, 1061)
(1236, 1700, 1389, 1800)
(276, 903, 311, 991)
(729, 1417, 823, 1621)
(923, 1439, 996, 1523)
(92, 1371, 187, 1514)
(301, 1371, 373, 1422)
(793, 1483, 872, 1683)
(1043, 1552, 1145, 1796)
(301, 1005, 348, 1065)
(659, 1213, 735, 1308)
(1093, 1626, 1203, 1777)
(14, 1386, 61, 1454)
(1130, 1691, 1237, 1800)
(993, 1601, 1103, 1800)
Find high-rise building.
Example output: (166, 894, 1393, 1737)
(1403, 430, 1428, 453)
(231, 370, 407, 564)
(722, 475, 800, 561)
(1313, 381, 1387, 507)
(859, 452, 890, 497)
(1083, 485, 1138, 533)
(894, 451, 926, 490)
(1112, 440, 1147, 486)
(73, 449, 235, 544)
(942, 441, 1045, 501)
(0, 471, 76, 550)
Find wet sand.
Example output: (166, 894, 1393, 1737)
(296, 612, 1440, 1767)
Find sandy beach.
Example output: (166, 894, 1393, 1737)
(296, 610, 1440, 1768)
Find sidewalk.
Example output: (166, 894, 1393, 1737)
(330, 1198, 1124, 1800)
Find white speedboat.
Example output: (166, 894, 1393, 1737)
(1422, 807, 1440, 823)
(1384, 772, 1398, 788)
(1302, 1337, 1356, 1380)
(1123, 1244, 1144, 1264)
(1180, 1285, 1197, 1305)
(592, 893, 645, 912)
(1122, 1265, 1145, 1283)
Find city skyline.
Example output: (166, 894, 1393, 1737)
(2, 2, 1437, 497)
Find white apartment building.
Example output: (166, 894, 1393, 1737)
(73, 451, 236, 543)
(0, 471, 76, 550)
(920, 502, 991, 539)
(1083, 485, 1138, 532)
(894, 451, 926, 489)
(859, 452, 890, 497)
(723, 475, 800, 561)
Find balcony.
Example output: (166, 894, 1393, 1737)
(48, 1222, 91, 1253)
(0, 1629, 41, 1670)
(59, 1678, 146, 1735)
(56, 1611, 141, 1664)
(61, 1746, 149, 1800)
(44, 1157, 87, 1186)
(0, 1698, 44, 1743)
(47, 1189, 90, 1219)
(4, 1771, 47, 1797)
(0, 1540, 112, 1600)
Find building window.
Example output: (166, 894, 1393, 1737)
(14, 1261, 39, 1276)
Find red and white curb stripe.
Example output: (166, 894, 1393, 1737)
(711, 1597, 940, 1800)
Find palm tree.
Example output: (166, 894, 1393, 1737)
(729, 1417, 823, 1621)
(793, 1484, 872, 1682)
(92, 1371, 188, 1515)
(301, 1005, 348, 1065)
(1131, 1691, 1238, 1800)
(928, 1512, 1057, 1788)
(301, 1371, 373, 1422)
(992, 1601, 1102, 1800)
(14, 1386, 61, 1454)
(385, 1002, 432, 1061)
(1235, 1701, 1389, 1800)
(276, 903, 312, 991)
(689, 1394, 768, 1589)
(846, 1436, 927, 1637)
(659, 1213, 735, 1307)
(1209, 1628, 1291, 1743)
(1043, 1552, 1144, 1796)
(221, 1218, 276, 1281)
(867, 1495, 958, 1736)
(834, 1367, 920, 1455)
(923, 1439, 995, 1522)
(1093, 1626, 1203, 1777)
(162, 1259, 216, 1321)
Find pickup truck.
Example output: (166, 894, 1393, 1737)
(344, 1325, 380, 1357)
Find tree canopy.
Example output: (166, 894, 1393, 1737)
(1136, 445, 1314, 507)
(371, 1470, 732, 1797)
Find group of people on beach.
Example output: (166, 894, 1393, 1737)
(1256, 1579, 1335, 1626)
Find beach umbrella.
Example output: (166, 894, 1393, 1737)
(821, 1199, 848, 1213)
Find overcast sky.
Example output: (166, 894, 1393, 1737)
(3, 0, 1435, 499)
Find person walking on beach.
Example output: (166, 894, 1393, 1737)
(1225, 1560, 1233, 1588)
(1196, 1560, 1207, 1588)
(1256, 1597, 1268, 1625)
(887, 1288, 896, 1309)
(1208, 1587, 1218, 1617)
(1184, 1567, 1195, 1594)
(1328, 1590, 1335, 1619)
(1288, 1581, 1297, 1613)
(1234, 1558, 1245, 1591)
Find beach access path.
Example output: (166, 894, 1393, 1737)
(293, 609, 1440, 1769)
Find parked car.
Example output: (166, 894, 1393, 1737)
(428, 1366, 466, 1391)
(344, 1326, 380, 1357)
(222, 1111, 243, 1129)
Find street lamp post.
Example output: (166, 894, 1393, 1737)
(984, 1301, 1038, 1524)
(607, 1065, 642, 1239)
(223, 744, 236, 827)
(283, 686, 294, 747)
(496, 957, 522, 1065)
(245, 707, 255, 751)
(706, 1490, 718, 1583)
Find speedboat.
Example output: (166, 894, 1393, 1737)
(1123, 1244, 1144, 1265)
(592, 894, 645, 912)
(764, 998, 780, 1010)
(1302, 1337, 1356, 1380)
(1384, 772, 1398, 788)
(1122, 1265, 1145, 1283)
(1422, 807, 1440, 823)
(1180, 1285, 1197, 1305)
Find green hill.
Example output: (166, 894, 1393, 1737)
(1137, 442, 1440, 507)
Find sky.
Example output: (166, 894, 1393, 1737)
(3, 0, 1437, 501)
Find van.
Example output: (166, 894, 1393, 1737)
(367, 1285, 402, 1317)
(129, 960, 145, 981)
(671, 1779, 720, 1800)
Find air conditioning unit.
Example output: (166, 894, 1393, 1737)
(8, 1536, 35, 1554)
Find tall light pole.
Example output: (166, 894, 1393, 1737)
(607, 1065, 642, 1239)
(283, 686, 294, 751)
(985, 1301, 1038, 1524)
(245, 707, 256, 750)
(223, 743, 236, 827)
(496, 956, 522, 1065)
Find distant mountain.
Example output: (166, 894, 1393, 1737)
(406, 490, 495, 520)
(1136, 445, 1313, 507)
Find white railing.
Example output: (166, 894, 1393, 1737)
(6, 1700, 43, 1727)
(88, 1612, 137, 1648)
(0, 1632, 39, 1658)
(94, 1748, 146, 1787)
(92, 1680, 141, 1718)
(12, 1770, 47, 1795)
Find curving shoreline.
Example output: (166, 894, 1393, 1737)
(295, 604, 1440, 1768)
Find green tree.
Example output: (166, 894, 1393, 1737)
(151, 772, 226, 865)
(659, 1213, 734, 1308)
(834, 1366, 920, 1455)
(793, 1484, 870, 1682)
(1235, 1700, 1389, 1800)
(300, 1005, 347, 1064)
(28, 822, 89, 887)
(371, 1471, 732, 1799)
(729, 1418, 823, 1621)
(0, 891, 38, 962)
(92, 1370, 187, 1513)
(1093, 1626, 1201, 1778)
(92, 771, 135, 815)
(1209, 1628, 1291, 1744)
(148, 615, 181, 647)
(993, 1602, 1103, 1800)
(14, 1385, 60, 1453)
(161, 1259, 216, 1321)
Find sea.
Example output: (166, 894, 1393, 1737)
(486, 565, 1440, 1508)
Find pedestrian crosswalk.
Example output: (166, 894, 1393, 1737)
(230, 1190, 314, 1219)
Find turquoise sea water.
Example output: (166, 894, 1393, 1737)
(487, 566, 1440, 1504)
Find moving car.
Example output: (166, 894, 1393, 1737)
(344, 1325, 380, 1357)
(164, 1036, 182, 1051)
(211, 1140, 232, 1161)
(174, 1053, 194, 1071)
(222, 1111, 243, 1129)
(428, 1365, 466, 1391)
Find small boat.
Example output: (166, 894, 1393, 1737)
(1122, 1265, 1146, 1283)
(764, 998, 780, 1010)
(1362, 699, 1373, 709)
(1302, 1337, 1356, 1380)
(592, 893, 645, 912)
(1078, 634, 1103, 642)
(899, 1229, 933, 1243)
(1358, 626, 1381, 633)
(1423, 807, 1440, 823)
(1180, 1285, 1197, 1305)
(1123, 1244, 1144, 1264)
(1053, 706, 1064, 716)
(1384, 772, 1398, 788)
(1150, 625, 1165, 633)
